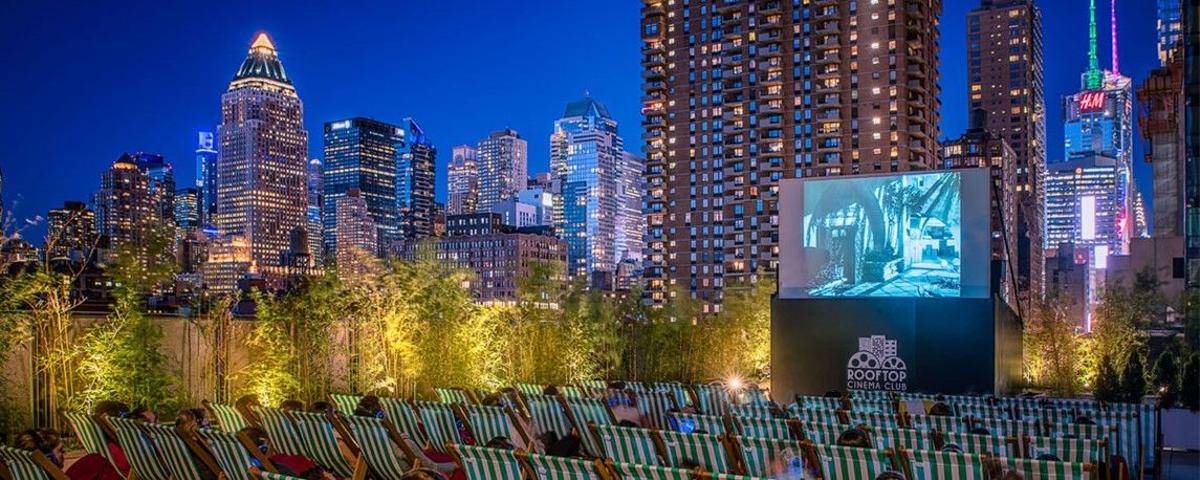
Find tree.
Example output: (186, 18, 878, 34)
(1023, 300, 1085, 395)
(1093, 355, 1120, 403)
(1091, 282, 1151, 377)
(1179, 353, 1199, 411)
(1151, 347, 1181, 408)
(1118, 351, 1147, 403)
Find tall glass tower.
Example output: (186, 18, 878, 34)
(321, 117, 401, 256)
(396, 118, 437, 240)
(195, 131, 218, 226)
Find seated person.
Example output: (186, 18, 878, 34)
(836, 427, 872, 449)
(351, 396, 458, 476)
(241, 426, 330, 478)
(92, 401, 131, 476)
(280, 399, 305, 412)
(16, 428, 122, 480)
(129, 406, 156, 423)
(927, 402, 953, 417)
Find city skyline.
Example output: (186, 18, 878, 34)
(0, 1, 1163, 242)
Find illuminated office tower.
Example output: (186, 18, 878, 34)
(448, 145, 479, 216)
(1044, 155, 1123, 257)
(1157, 0, 1183, 66)
(641, 0, 943, 305)
(131, 152, 175, 225)
(175, 187, 200, 229)
(306, 158, 324, 262)
(396, 118, 437, 239)
(195, 131, 218, 225)
(216, 32, 309, 281)
(45, 201, 97, 264)
(617, 151, 646, 280)
(476, 129, 527, 212)
(322, 117, 400, 255)
(334, 188, 378, 276)
(94, 154, 158, 262)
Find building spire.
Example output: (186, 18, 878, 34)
(1084, 0, 1103, 89)
(1109, 0, 1119, 75)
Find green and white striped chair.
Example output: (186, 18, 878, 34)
(1027, 436, 1106, 464)
(378, 397, 429, 446)
(414, 401, 465, 453)
(289, 411, 358, 477)
(942, 396, 988, 408)
(909, 414, 963, 434)
(449, 444, 522, 480)
(691, 384, 731, 417)
(198, 427, 260, 480)
(896, 393, 938, 402)
(971, 417, 1038, 438)
(668, 412, 726, 435)
(329, 394, 363, 416)
(847, 411, 901, 430)
(941, 432, 1015, 458)
(1003, 457, 1093, 480)
(739, 387, 771, 406)
(523, 452, 607, 480)
(526, 396, 573, 439)
(797, 422, 845, 446)
(1010, 398, 1044, 422)
(106, 417, 173, 480)
(810, 443, 896, 480)
(1040, 408, 1075, 426)
(579, 380, 607, 390)
(849, 399, 894, 414)
(251, 407, 305, 456)
(902, 449, 988, 480)
(637, 391, 679, 430)
(607, 461, 693, 480)
(339, 415, 416, 480)
(558, 386, 586, 399)
(873, 426, 933, 451)
(1108, 402, 1156, 470)
(462, 404, 525, 447)
(649, 382, 691, 411)
(795, 396, 842, 411)
(732, 415, 795, 440)
(515, 383, 545, 397)
(140, 422, 218, 480)
(702, 474, 770, 480)
(658, 430, 732, 474)
(62, 411, 120, 473)
(850, 390, 892, 401)
(790, 407, 841, 426)
(434, 388, 475, 405)
(254, 471, 305, 480)
(204, 400, 251, 432)
(733, 435, 803, 477)
(0, 445, 66, 480)
(591, 424, 662, 465)
(1094, 407, 1147, 474)
(729, 403, 774, 420)
(1047, 423, 1110, 441)
(956, 404, 1011, 420)
(624, 381, 648, 394)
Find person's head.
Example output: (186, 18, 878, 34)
(824, 389, 843, 398)
(538, 431, 560, 450)
(1075, 415, 1096, 426)
(235, 394, 261, 410)
(837, 427, 872, 449)
(969, 427, 991, 436)
(875, 471, 907, 480)
(941, 443, 963, 453)
(175, 410, 199, 432)
(310, 401, 335, 414)
(355, 395, 384, 418)
(131, 406, 156, 423)
(607, 381, 627, 391)
(679, 458, 702, 469)
(485, 436, 515, 450)
(188, 408, 210, 428)
(928, 402, 953, 417)
(543, 385, 560, 396)
(1036, 453, 1060, 462)
(618, 420, 640, 428)
(16, 429, 64, 467)
(481, 394, 503, 407)
(279, 399, 305, 412)
(94, 400, 131, 419)
(399, 469, 446, 480)
(546, 433, 581, 458)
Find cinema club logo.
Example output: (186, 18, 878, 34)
(846, 335, 908, 391)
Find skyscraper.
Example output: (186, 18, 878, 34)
(306, 158, 324, 263)
(131, 152, 175, 226)
(322, 117, 400, 256)
(640, 0, 943, 306)
(447, 145, 479, 216)
(216, 32, 309, 282)
(174, 187, 200, 229)
(476, 129, 527, 212)
(334, 188, 378, 276)
(1137, 58, 1185, 238)
(1158, 0, 1184, 66)
(967, 0, 1046, 304)
(94, 154, 158, 261)
(396, 118, 437, 240)
(45, 201, 97, 264)
(195, 131, 218, 226)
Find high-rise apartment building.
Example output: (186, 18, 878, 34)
(396, 118, 437, 240)
(175, 187, 200, 229)
(216, 32, 309, 282)
(195, 131, 218, 226)
(94, 154, 158, 261)
(131, 152, 175, 226)
(967, 0, 1046, 303)
(640, 0, 943, 305)
(476, 129, 527, 212)
(306, 158, 324, 263)
(322, 117, 401, 255)
(1158, 0, 1184, 66)
(447, 145, 479, 216)
(334, 188, 378, 276)
(45, 201, 97, 264)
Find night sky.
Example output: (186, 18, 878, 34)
(0, 1, 1162, 240)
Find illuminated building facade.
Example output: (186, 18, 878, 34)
(640, 0, 943, 307)
(1157, 0, 1183, 66)
(1137, 55, 1185, 238)
(334, 188, 378, 275)
(396, 118, 437, 239)
(1045, 155, 1123, 256)
(448, 145, 479, 216)
(216, 32, 309, 283)
(476, 129, 527, 212)
(322, 117, 400, 255)
(195, 131, 218, 226)
(132, 152, 175, 226)
(94, 154, 158, 262)
(175, 187, 200, 229)
(45, 201, 97, 264)
(306, 158, 324, 263)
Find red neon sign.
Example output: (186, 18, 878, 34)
(1078, 91, 1106, 112)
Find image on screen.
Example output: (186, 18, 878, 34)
(798, 171, 963, 298)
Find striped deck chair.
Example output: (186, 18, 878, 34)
(1045, 398, 1098, 414)
(657, 430, 732, 474)
(810, 443, 897, 480)
(849, 390, 892, 401)
(105, 417, 172, 480)
(1003, 457, 1093, 480)
(649, 382, 691, 410)
(691, 384, 732, 417)
(606, 461, 692, 480)
(338, 415, 417, 479)
(1104, 403, 1155, 472)
(198, 428, 260, 480)
(434, 388, 474, 405)
(729, 403, 774, 420)
(414, 401, 464, 453)
(902, 449, 988, 480)
(796, 396, 843, 411)
(740, 386, 771, 406)
(579, 380, 607, 390)
(378, 397, 428, 446)
(733, 435, 803, 477)
(873, 426, 933, 452)
(956, 404, 1012, 420)
(701, 475, 771, 480)
(1027, 436, 1106, 464)
(971, 417, 1038, 438)
(251, 407, 304, 456)
(462, 405, 526, 448)
(204, 400, 250, 432)
(515, 383, 545, 396)
(896, 392, 938, 402)
(847, 411, 902, 430)
(1010, 397, 1044, 422)
(909, 414, 963, 433)
(62, 412, 119, 472)
(798, 422, 845, 446)
(523, 452, 607, 480)
(732, 415, 795, 440)
(449, 444, 522, 480)
(668, 412, 726, 435)
(943, 396, 989, 408)
(141, 422, 219, 480)
(623, 381, 648, 393)
(525, 396, 573, 439)
(941, 432, 1015, 458)
(255, 471, 305, 480)
(790, 408, 841, 426)
(591, 424, 662, 465)
(561, 397, 615, 457)
(329, 394, 363, 416)
(849, 398, 894, 414)
(1048, 423, 1110, 441)
(0, 445, 67, 480)
(1041, 408, 1075, 426)
(637, 391, 679, 430)
(289, 411, 358, 477)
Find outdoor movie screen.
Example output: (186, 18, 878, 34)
(778, 169, 992, 299)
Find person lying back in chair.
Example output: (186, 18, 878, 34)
(240, 426, 334, 480)
(16, 428, 123, 480)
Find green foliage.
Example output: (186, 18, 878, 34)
(1181, 353, 1199, 411)
(1118, 351, 1147, 403)
(1090, 282, 1152, 377)
(1093, 355, 1120, 403)
(1151, 346, 1181, 408)
(1023, 300, 1086, 396)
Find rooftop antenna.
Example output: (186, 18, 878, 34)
(1110, 0, 1119, 75)
(1084, 0, 1103, 89)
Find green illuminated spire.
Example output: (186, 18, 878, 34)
(1084, 0, 1103, 89)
